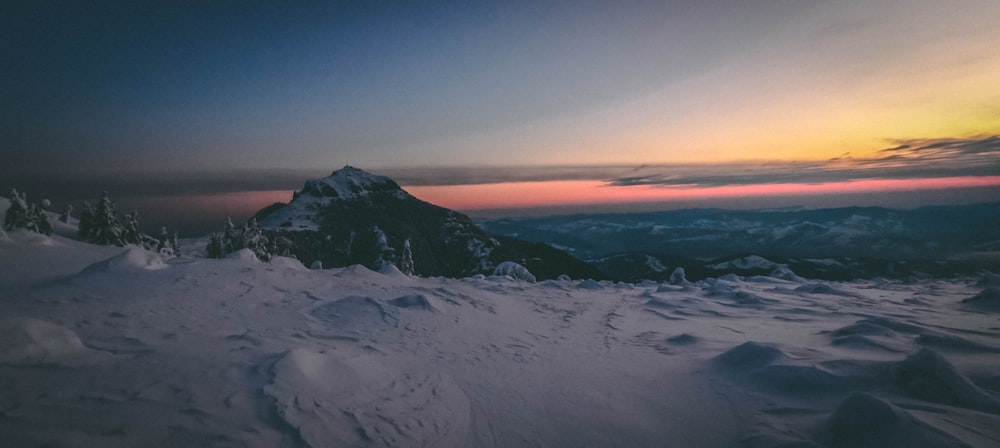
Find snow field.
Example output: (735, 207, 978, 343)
(1, 230, 999, 447)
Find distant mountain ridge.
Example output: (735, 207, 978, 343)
(253, 167, 602, 280)
(482, 203, 1000, 280)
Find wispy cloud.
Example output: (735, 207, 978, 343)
(605, 135, 1000, 188)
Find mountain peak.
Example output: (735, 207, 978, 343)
(257, 166, 411, 232)
(302, 166, 403, 200)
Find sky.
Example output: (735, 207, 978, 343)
(2, 1, 999, 232)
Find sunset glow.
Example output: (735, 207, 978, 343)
(407, 176, 1000, 212)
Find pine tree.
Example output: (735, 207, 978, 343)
(206, 233, 225, 258)
(122, 211, 143, 246)
(58, 204, 73, 223)
(371, 226, 394, 270)
(270, 235, 293, 258)
(3, 188, 28, 231)
(30, 203, 52, 235)
(241, 219, 271, 261)
(88, 191, 125, 246)
(399, 239, 415, 275)
(223, 217, 239, 253)
(157, 226, 174, 255)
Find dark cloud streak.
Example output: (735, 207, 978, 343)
(3, 136, 997, 210)
(607, 135, 1000, 188)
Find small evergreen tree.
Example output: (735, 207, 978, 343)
(58, 204, 73, 223)
(122, 211, 143, 246)
(156, 226, 174, 255)
(241, 219, 271, 261)
(270, 235, 294, 258)
(223, 217, 239, 253)
(371, 226, 394, 270)
(3, 188, 28, 231)
(399, 239, 414, 275)
(206, 233, 225, 258)
(86, 191, 126, 245)
(30, 203, 52, 235)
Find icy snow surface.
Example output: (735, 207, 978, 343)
(1, 230, 999, 447)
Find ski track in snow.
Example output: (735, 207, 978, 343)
(1, 231, 999, 447)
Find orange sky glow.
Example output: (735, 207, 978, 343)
(405, 176, 1000, 211)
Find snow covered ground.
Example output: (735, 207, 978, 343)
(2, 229, 999, 447)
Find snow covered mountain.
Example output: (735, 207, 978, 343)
(254, 166, 602, 280)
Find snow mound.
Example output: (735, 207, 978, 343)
(268, 255, 307, 271)
(575, 279, 604, 290)
(815, 392, 970, 447)
(0, 318, 93, 365)
(264, 348, 471, 447)
(644, 297, 680, 310)
(81, 247, 168, 273)
(795, 283, 853, 296)
(832, 322, 897, 338)
(388, 294, 444, 313)
(749, 364, 847, 393)
(713, 342, 785, 371)
(892, 348, 1000, 412)
(2, 228, 58, 246)
(915, 332, 1000, 353)
(830, 334, 903, 353)
(706, 284, 773, 307)
(338, 264, 379, 278)
(226, 248, 259, 263)
(655, 283, 683, 293)
(492, 261, 536, 282)
(310, 296, 399, 335)
(769, 265, 806, 283)
(668, 267, 688, 285)
(961, 287, 1000, 311)
(855, 317, 924, 334)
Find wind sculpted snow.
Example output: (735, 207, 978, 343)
(1, 230, 999, 447)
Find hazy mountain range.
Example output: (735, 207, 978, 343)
(482, 203, 1000, 281)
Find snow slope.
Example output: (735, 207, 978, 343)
(1, 230, 999, 447)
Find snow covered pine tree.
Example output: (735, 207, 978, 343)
(400, 239, 415, 275)
(3, 189, 53, 235)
